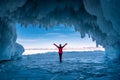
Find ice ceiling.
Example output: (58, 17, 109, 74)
(0, 0, 120, 62)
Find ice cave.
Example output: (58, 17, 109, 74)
(0, 0, 120, 63)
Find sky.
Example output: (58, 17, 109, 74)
(16, 24, 98, 49)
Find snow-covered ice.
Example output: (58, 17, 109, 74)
(0, 51, 120, 80)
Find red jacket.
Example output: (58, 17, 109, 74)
(54, 43, 67, 54)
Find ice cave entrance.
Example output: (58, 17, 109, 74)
(16, 24, 104, 55)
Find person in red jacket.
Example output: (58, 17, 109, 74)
(54, 43, 67, 62)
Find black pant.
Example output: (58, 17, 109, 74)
(59, 54, 62, 62)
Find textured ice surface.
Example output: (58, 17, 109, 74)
(0, 51, 120, 80)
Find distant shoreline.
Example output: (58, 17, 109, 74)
(25, 47, 104, 51)
(23, 47, 104, 55)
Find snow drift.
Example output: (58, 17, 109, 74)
(0, 0, 120, 62)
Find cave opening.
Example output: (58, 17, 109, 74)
(0, 0, 119, 63)
(16, 23, 104, 55)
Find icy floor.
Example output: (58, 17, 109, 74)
(0, 51, 120, 80)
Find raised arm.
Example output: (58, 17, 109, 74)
(53, 43, 59, 48)
(62, 43, 67, 48)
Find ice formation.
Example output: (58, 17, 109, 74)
(0, 0, 120, 62)
(0, 19, 24, 60)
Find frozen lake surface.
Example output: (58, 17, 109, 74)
(0, 51, 120, 80)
